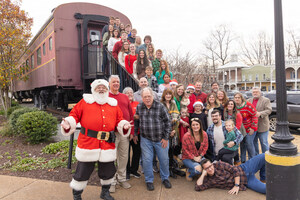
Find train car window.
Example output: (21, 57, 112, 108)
(26, 59, 29, 69)
(31, 54, 34, 68)
(43, 43, 46, 55)
(22, 63, 25, 74)
(90, 30, 100, 45)
(49, 37, 53, 50)
(37, 47, 41, 65)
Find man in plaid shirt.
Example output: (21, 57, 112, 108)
(195, 153, 266, 194)
(134, 87, 172, 191)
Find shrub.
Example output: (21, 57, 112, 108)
(7, 105, 21, 117)
(16, 111, 58, 144)
(9, 107, 37, 135)
(0, 123, 13, 137)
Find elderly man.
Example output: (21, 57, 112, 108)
(211, 82, 220, 94)
(134, 77, 159, 103)
(61, 79, 131, 200)
(134, 87, 172, 191)
(108, 75, 134, 193)
(248, 87, 272, 154)
(195, 153, 266, 194)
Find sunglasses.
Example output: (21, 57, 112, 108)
(190, 118, 199, 121)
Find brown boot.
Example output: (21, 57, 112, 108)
(186, 170, 193, 181)
(234, 161, 241, 166)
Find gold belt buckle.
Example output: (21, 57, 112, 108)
(97, 131, 110, 141)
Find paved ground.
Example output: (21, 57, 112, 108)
(0, 174, 265, 200)
(1, 132, 299, 200)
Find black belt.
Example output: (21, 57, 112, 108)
(80, 127, 116, 143)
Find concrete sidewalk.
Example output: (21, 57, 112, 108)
(0, 174, 265, 200)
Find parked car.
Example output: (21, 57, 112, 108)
(269, 93, 300, 133)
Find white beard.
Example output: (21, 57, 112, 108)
(92, 91, 109, 105)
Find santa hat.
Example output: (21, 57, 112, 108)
(169, 79, 178, 86)
(90, 79, 109, 92)
(187, 84, 195, 90)
(193, 100, 203, 108)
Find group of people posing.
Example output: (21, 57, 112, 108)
(61, 16, 272, 200)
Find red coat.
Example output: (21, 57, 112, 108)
(61, 94, 129, 162)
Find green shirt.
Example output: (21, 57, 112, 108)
(152, 58, 161, 75)
(223, 130, 239, 151)
(155, 70, 173, 85)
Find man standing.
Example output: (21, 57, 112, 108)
(248, 87, 272, 154)
(137, 35, 152, 53)
(210, 82, 220, 94)
(61, 79, 131, 200)
(206, 110, 243, 164)
(151, 49, 163, 75)
(102, 16, 115, 37)
(195, 153, 266, 194)
(134, 77, 159, 103)
(194, 82, 207, 104)
(108, 75, 134, 193)
(134, 87, 172, 191)
(128, 28, 137, 44)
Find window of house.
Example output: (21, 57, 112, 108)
(43, 43, 46, 55)
(263, 74, 266, 80)
(291, 71, 295, 79)
(31, 54, 34, 68)
(242, 75, 245, 81)
(37, 47, 41, 65)
(49, 37, 53, 50)
(256, 74, 259, 81)
(249, 75, 252, 81)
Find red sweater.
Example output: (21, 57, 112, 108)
(112, 40, 130, 60)
(179, 116, 189, 143)
(125, 54, 137, 74)
(227, 112, 242, 130)
(182, 131, 208, 160)
(236, 101, 258, 133)
(188, 94, 196, 113)
(109, 92, 134, 134)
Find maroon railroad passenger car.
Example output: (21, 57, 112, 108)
(13, 2, 131, 109)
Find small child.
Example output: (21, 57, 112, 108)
(217, 119, 239, 165)
(190, 100, 207, 131)
(169, 79, 178, 92)
(179, 107, 189, 144)
(144, 66, 158, 93)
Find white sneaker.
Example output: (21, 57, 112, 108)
(109, 185, 115, 193)
(119, 181, 131, 189)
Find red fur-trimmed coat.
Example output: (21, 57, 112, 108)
(61, 94, 130, 163)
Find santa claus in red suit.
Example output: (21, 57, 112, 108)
(61, 79, 131, 200)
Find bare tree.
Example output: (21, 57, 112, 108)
(286, 29, 300, 58)
(203, 24, 236, 67)
(239, 31, 273, 65)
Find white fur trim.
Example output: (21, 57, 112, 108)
(99, 149, 117, 162)
(75, 147, 101, 162)
(193, 101, 203, 108)
(100, 178, 114, 185)
(61, 116, 77, 136)
(91, 79, 109, 91)
(83, 93, 117, 106)
(117, 120, 131, 137)
(70, 178, 88, 191)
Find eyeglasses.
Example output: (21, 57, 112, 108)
(190, 118, 199, 121)
(204, 164, 214, 171)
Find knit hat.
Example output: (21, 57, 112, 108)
(91, 79, 109, 92)
(169, 79, 178, 86)
(186, 84, 195, 90)
(193, 100, 203, 108)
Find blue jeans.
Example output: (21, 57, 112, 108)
(182, 159, 201, 178)
(140, 136, 169, 183)
(240, 153, 266, 194)
(254, 131, 269, 155)
(240, 132, 256, 162)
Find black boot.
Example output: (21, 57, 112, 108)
(100, 185, 114, 200)
(169, 167, 177, 179)
(72, 189, 83, 200)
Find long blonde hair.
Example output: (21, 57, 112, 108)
(206, 93, 220, 110)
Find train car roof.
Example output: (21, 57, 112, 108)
(26, 2, 131, 52)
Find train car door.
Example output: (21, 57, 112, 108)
(87, 25, 103, 76)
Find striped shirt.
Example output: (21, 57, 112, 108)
(134, 100, 171, 142)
